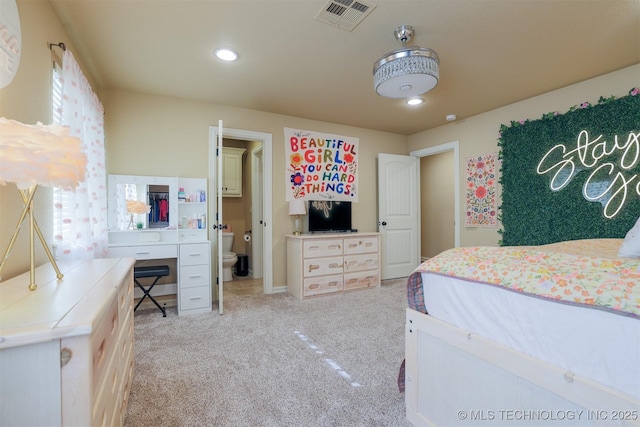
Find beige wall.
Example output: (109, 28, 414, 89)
(103, 89, 407, 287)
(409, 64, 640, 248)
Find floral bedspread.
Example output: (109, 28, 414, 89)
(407, 239, 640, 319)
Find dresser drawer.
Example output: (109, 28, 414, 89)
(344, 271, 379, 291)
(117, 271, 134, 322)
(303, 238, 343, 258)
(179, 242, 210, 266)
(344, 253, 378, 272)
(303, 256, 344, 277)
(120, 349, 135, 425)
(180, 286, 211, 311)
(108, 244, 177, 260)
(92, 347, 120, 427)
(179, 264, 209, 288)
(91, 296, 119, 389)
(344, 236, 378, 254)
(303, 274, 343, 297)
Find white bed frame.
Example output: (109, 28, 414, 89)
(405, 308, 640, 426)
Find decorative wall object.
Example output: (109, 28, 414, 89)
(285, 127, 359, 202)
(498, 88, 640, 246)
(465, 153, 498, 227)
(0, 0, 21, 89)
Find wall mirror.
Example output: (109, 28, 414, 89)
(108, 174, 178, 232)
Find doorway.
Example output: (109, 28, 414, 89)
(412, 141, 460, 259)
(208, 126, 273, 311)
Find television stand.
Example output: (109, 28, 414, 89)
(286, 232, 380, 300)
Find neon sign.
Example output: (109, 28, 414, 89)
(537, 130, 640, 218)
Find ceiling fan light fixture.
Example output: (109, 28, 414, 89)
(373, 25, 439, 98)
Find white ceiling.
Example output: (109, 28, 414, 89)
(48, 0, 640, 136)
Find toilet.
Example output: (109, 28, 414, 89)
(222, 232, 238, 281)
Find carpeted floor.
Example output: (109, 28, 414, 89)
(124, 278, 412, 427)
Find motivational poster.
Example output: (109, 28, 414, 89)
(285, 127, 359, 202)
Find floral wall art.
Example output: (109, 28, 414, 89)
(465, 153, 498, 227)
(285, 127, 359, 202)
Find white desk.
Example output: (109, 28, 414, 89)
(108, 241, 211, 316)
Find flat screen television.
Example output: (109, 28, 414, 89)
(308, 201, 352, 233)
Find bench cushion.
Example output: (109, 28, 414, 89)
(134, 265, 170, 278)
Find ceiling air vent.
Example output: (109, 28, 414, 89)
(315, 0, 376, 32)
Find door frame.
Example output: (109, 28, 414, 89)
(411, 140, 461, 248)
(209, 126, 273, 296)
(250, 145, 264, 278)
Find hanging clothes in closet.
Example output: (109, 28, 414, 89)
(148, 192, 169, 227)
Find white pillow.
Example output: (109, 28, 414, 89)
(618, 216, 640, 258)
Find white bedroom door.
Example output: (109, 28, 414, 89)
(377, 153, 420, 279)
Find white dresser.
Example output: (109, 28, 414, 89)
(0, 258, 136, 426)
(286, 233, 380, 299)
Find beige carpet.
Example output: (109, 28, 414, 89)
(124, 279, 412, 427)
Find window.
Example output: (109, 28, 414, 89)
(51, 54, 108, 260)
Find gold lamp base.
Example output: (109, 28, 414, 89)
(0, 184, 64, 290)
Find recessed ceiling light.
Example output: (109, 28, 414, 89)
(215, 48, 238, 62)
(406, 98, 424, 106)
(446, 114, 457, 121)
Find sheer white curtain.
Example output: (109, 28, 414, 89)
(53, 49, 108, 260)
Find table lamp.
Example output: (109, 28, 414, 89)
(288, 199, 306, 235)
(0, 117, 87, 290)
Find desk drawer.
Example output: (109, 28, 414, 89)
(108, 244, 177, 260)
(180, 286, 211, 311)
(179, 264, 209, 289)
(179, 242, 210, 266)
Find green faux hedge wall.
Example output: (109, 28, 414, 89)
(498, 88, 640, 246)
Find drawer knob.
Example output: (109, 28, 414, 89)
(60, 348, 73, 367)
(308, 264, 319, 272)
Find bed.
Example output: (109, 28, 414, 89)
(401, 238, 640, 427)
